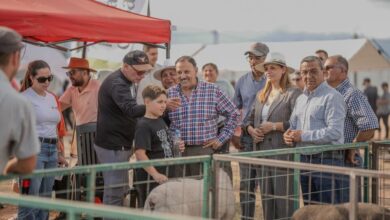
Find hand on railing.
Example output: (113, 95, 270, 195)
(151, 172, 168, 184)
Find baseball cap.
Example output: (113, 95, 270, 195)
(123, 50, 153, 72)
(0, 26, 24, 54)
(244, 42, 269, 57)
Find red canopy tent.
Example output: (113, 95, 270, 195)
(0, 0, 171, 50)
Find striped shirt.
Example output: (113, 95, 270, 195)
(168, 81, 240, 145)
(335, 79, 379, 143)
(290, 82, 346, 151)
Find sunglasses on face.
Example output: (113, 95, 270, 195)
(66, 69, 83, 77)
(246, 55, 265, 62)
(35, 75, 54, 83)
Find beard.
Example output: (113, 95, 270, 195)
(71, 78, 84, 87)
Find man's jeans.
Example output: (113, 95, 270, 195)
(18, 142, 57, 220)
(340, 153, 363, 203)
(94, 145, 132, 208)
(300, 154, 344, 205)
(239, 134, 256, 220)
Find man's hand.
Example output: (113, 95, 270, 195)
(231, 135, 242, 149)
(283, 129, 294, 146)
(203, 139, 223, 150)
(151, 172, 168, 184)
(166, 97, 181, 111)
(290, 130, 303, 143)
(346, 149, 359, 165)
(248, 126, 264, 144)
(259, 122, 274, 135)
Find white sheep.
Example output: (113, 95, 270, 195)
(144, 169, 235, 220)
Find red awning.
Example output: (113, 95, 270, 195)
(0, 0, 171, 44)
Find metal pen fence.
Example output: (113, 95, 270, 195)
(213, 153, 390, 220)
(2, 141, 390, 220)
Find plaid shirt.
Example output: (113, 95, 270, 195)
(168, 81, 240, 145)
(335, 79, 379, 143)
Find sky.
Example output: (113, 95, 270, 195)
(149, 0, 390, 39)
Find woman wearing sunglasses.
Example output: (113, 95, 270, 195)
(18, 60, 66, 220)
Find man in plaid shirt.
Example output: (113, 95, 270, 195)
(168, 56, 240, 176)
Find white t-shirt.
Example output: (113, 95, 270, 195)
(22, 88, 60, 138)
(261, 103, 270, 123)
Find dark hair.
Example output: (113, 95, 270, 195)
(142, 85, 166, 100)
(315, 49, 328, 57)
(300, 56, 323, 70)
(363, 78, 371, 83)
(0, 52, 12, 67)
(20, 60, 50, 92)
(175, 56, 197, 69)
(202, 63, 219, 74)
(143, 44, 158, 53)
(382, 82, 388, 88)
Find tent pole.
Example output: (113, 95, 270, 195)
(82, 42, 87, 58)
(165, 43, 170, 59)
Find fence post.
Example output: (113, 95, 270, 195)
(212, 158, 220, 219)
(371, 142, 379, 204)
(363, 143, 369, 202)
(293, 152, 300, 211)
(349, 172, 358, 220)
(202, 158, 211, 218)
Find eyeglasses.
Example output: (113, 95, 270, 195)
(36, 75, 54, 83)
(66, 69, 83, 77)
(130, 65, 147, 76)
(301, 68, 321, 76)
(246, 55, 265, 62)
(291, 77, 301, 82)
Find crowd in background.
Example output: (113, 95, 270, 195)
(1, 26, 389, 220)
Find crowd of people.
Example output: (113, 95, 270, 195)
(0, 25, 388, 220)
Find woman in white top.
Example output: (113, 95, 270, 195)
(18, 60, 63, 220)
(245, 54, 301, 220)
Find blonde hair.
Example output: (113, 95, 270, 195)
(258, 64, 290, 103)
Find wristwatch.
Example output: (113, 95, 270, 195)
(272, 123, 276, 131)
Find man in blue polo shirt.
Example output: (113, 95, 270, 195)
(233, 42, 269, 219)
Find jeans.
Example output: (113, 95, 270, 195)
(340, 153, 363, 203)
(239, 134, 256, 220)
(300, 154, 344, 205)
(18, 142, 58, 220)
(94, 145, 132, 209)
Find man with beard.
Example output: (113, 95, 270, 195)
(60, 57, 100, 157)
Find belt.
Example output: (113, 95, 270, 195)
(39, 137, 58, 145)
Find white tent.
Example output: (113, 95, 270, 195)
(168, 38, 390, 73)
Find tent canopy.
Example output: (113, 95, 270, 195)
(0, 0, 171, 44)
(169, 39, 390, 73)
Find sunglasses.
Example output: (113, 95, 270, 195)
(246, 55, 265, 62)
(66, 69, 83, 77)
(36, 75, 54, 83)
(130, 65, 147, 76)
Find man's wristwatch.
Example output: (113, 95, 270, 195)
(272, 123, 276, 131)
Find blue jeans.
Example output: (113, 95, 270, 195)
(300, 154, 344, 205)
(18, 142, 57, 220)
(340, 153, 363, 203)
(94, 145, 132, 209)
(239, 134, 256, 220)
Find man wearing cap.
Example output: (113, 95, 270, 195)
(60, 57, 100, 157)
(233, 42, 269, 219)
(0, 26, 39, 174)
(136, 44, 163, 104)
(94, 50, 152, 208)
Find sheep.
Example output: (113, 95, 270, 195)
(292, 203, 390, 220)
(143, 169, 235, 220)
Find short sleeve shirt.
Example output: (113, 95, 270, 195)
(134, 117, 173, 159)
(0, 70, 40, 172)
(60, 79, 100, 125)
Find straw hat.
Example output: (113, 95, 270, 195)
(255, 52, 295, 74)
